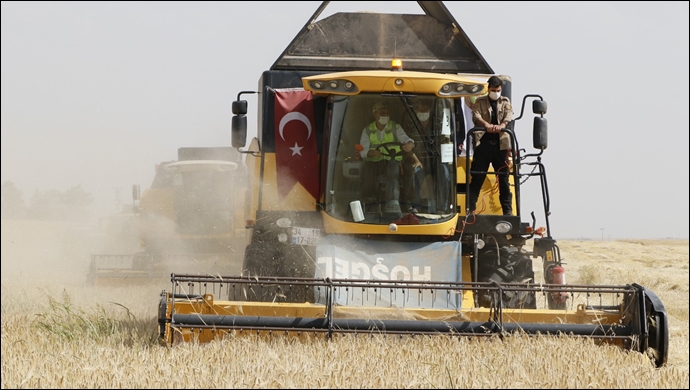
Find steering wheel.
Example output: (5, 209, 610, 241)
(373, 142, 405, 158)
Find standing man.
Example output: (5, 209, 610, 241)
(468, 76, 515, 216)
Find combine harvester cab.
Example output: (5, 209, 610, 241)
(158, 1, 668, 367)
(89, 147, 247, 285)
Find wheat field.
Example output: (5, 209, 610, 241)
(1, 219, 688, 388)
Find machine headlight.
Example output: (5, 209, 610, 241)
(276, 217, 292, 228)
(495, 221, 512, 234)
(389, 223, 398, 232)
(278, 233, 288, 243)
(439, 83, 484, 96)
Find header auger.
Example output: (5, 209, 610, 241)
(158, 274, 668, 367)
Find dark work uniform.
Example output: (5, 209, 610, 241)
(468, 98, 513, 215)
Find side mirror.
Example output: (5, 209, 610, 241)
(532, 100, 547, 115)
(232, 114, 247, 148)
(232, 99, 248, 148)
(232, 100, 248, 115)
(231, 92, 257, 149)
(533, 117, 548, 149)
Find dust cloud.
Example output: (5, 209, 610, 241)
(1, 161, 248, 289)
(1, 214, 140, 286)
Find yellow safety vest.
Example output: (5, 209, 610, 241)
(365, 122, 403, 162)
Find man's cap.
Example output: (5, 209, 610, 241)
(372, 101, 388, 113)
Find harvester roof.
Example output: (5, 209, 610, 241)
(164, 160, 239, 173)
(271, 1, 493, 74)
(177, 146, 240, 162)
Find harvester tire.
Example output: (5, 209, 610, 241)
(241, 244, 279, 277)
(476, 246, 537, 309)
(241, 244, 315, 303)
(240, 245, 276, 301)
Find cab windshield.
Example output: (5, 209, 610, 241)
(169, 167, 236, 235)
(323, 94, 456, 225)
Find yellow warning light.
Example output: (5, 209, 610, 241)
(391, 58, 403, 71)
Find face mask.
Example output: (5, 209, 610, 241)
(416, 112, 430, 122)
(378, 116, 390, 126)
(489, 91, 501, 101)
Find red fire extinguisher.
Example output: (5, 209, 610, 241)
(550, 265, 568, 304)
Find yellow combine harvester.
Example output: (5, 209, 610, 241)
(157, 1, 668, 367)
(88, 147, 247, 285)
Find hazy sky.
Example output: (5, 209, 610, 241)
(2, 1, 688, 239)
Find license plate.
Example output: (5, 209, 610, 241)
(291, 227, 321, 246)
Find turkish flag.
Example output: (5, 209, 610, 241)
(273, 88, 319, 199)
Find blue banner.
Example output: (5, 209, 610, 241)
(314, 235, 462, 309)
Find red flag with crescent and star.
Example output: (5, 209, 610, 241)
(273, 88, 319, 199)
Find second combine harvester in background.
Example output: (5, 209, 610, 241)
(89, 146, 247, 284)
(158, 1, 669, 367)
